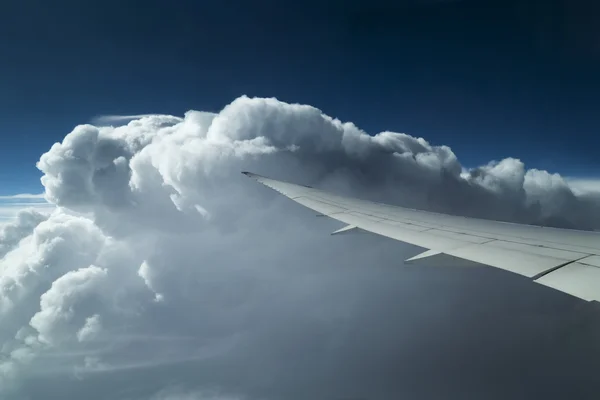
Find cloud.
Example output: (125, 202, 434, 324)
(2, 95, 600, 399)
(0, 193, 54, 226)
(91, 114, 184, 126)
(0, 209, 50, 259)
(148, 387, 243, 400)
(76, 314, 102, 343)
(565, 177, 600, 195)
(0, 193, 46, 200)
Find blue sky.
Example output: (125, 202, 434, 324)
(1, 0, 600, 194)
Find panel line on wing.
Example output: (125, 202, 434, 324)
(300, 194, 600, 260)
(531, 255, 593, 281)
(305, 191, 600, 255)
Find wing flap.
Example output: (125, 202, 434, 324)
(536, 262, 600, 302)
(445, 242, 582, 278)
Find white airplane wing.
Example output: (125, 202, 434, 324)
(243, 171, 600, 302)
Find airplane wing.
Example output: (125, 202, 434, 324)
(243, 171, 600, 302)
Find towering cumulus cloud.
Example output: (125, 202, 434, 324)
(1, 96, 599, 399)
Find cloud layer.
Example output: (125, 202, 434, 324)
(0, 194, 54, 225)
(2, 96, 600, 399)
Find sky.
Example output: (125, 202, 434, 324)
(2, 1, 600, 399)
(2, 0, 600, 195)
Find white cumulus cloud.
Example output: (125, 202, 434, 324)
(1, 95, 599, 399)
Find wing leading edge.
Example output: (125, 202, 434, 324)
(243, 171, 600, 302)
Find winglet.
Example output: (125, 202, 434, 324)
(405, 249, 442, 262)
(331, 225, 358, 235)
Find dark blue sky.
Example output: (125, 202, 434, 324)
(1, 0, 600, 194)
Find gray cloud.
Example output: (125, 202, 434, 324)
(2, 96, 600, 399)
